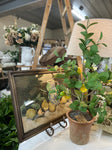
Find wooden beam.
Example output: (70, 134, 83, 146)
(32, 0, 53, 69)
(0, 0, 40, 14)
(62, 7, 67, 17)
(65, 28, 71, 36)
(58, 0, 69, 45)
(64, 0, 74, 31)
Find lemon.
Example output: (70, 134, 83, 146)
(48, 102, 56, 112)
(26, 109, 36, 119)
(42, 99, 48, 111)
(60, 95, 70, 104)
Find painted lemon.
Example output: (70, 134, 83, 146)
(48, 102, 56, 112)
(38, 108, 44, 116)
(60, 95, 71, 104)
(26, 109, 36, 119)
(42, 99, 48, 111)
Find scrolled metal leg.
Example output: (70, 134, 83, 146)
(46, 123, 54, 136)
(59, 116, 67, 128)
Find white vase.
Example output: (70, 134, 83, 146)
(21, 46, 35, 66)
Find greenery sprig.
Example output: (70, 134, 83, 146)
(47, 18, 112, 123)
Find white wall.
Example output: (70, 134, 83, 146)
(0, 15, 64, 51)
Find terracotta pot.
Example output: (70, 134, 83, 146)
(66, 110, 95, 145)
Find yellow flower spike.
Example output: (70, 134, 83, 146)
(77, 67, 82, 74)
(80, 84, 88, 93)
(54, 65, 58, 71)
(84, 60, 86, 64)
(107, 80, 112, 83)
(107, 91, 112, 95)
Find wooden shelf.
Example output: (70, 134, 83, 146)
(0, 77, 8, 80)
(16, 65, 47, 70)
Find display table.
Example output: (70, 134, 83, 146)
(19, 121, 112, 150)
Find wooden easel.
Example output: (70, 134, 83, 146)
(32, 0, 82, 71)
(0, 64, 4, 78)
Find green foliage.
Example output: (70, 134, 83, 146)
(70, 100, 80, 110)
(47, 18, 111, 124)
(0, 95, 19, 150)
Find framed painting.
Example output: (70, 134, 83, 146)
(8, 70, 71, 142)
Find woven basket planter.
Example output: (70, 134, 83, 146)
(98, 106, 112, 134)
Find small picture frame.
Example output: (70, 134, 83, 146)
(8, 70, 71, 142)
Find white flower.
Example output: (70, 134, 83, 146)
(21, 27, 27, 31)
(25, 33, 30, 41)
(92, 63, 98, 71)
(31, 30, 39, 35)
(32, 24, 36, 28)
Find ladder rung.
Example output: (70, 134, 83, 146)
(62, 7, 67, 17)
(65, 28, 71, 36)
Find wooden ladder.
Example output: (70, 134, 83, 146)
(0, 64, 4, 78)
(32, 0, 82, 70)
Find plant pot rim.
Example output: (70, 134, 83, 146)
(66, 110, 95, 125)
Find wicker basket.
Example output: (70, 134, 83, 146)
(39, 46, 66, 66)
(97, 106, 112, 134)
(98, 123, 112, 134)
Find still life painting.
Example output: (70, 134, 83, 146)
(9, 70, 71, 142)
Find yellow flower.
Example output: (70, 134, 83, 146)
(107, 80, 112, 83)
(84, 60, 86, 64)
(80, 84, 88, 93)
(77, 67, 82, 74)
(107, 91, 112, 95)
(54, 65, 58, 71)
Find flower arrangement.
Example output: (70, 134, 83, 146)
(47, 18, 112, 123)
(3, 24, 40, 47)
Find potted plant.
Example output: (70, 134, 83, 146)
(47, 18, 112, 145)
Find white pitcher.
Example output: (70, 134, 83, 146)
(21, 46, 35, 66)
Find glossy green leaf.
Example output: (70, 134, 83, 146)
(77, 23, 86, 30)
(102, 43, 107, 47)
(74, 81, 82, 88)
(85, 33, 94, 39)
(99, 32, 103, 40)
(54, 50, 59, 57)
(79, 43, 85, 51)
(69, 100, 80, 110)
(55, 58, 62, 63)
(87, 22, 98, 28)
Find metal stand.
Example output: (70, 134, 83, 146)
(59, 116, 67, 128)
(46, 123, 54, 136)
(46, 116, 67, 136)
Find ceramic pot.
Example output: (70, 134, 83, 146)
(66, 110, 95, 145)
(21, 46, 35, 66)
